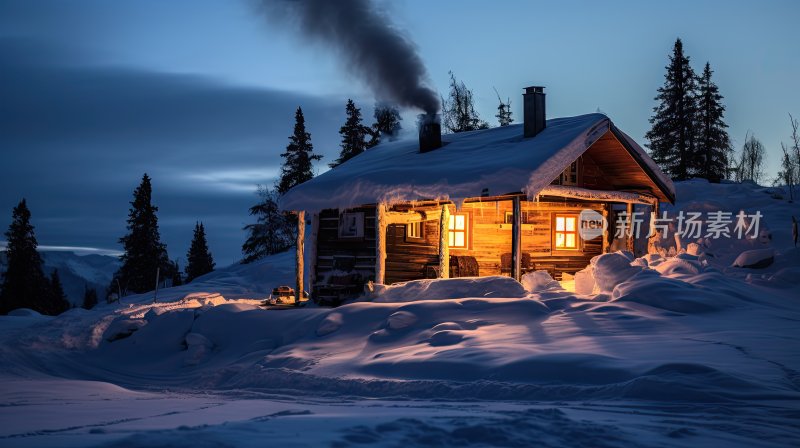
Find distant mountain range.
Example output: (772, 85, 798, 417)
(0, 251, 120, 306)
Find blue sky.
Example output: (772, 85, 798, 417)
(1, 0, 798, 265)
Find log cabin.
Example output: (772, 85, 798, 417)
(281, 87, 675, 305)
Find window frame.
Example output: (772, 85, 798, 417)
(448, 212, 470, 249)
(405, 221, 424, 242)
(552, 213, 580, 251)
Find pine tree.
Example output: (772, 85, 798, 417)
(276, 107, 322, 194)
(494, 88, 513, 127)
(185, 222, 215, 283)
(330, 99, 373, 168)
(113, 174, 170, 294)
(442, 71, 489, 133)
(370, 103, 402, 147)
(82, 284, 98, 310)
(695, 62, 732, 182)
(46, 269, 69, 314)
(242, 187, 295, 263)
(0, 199, 51, 314)
(646, 38, 699, 180)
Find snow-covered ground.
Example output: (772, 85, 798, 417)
(1, 180, 799, 447)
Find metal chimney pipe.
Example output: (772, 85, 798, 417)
(523, 86, 546, 138)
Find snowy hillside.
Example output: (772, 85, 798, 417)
(0, 251, 121, 306)
(0, 180, 798, 447)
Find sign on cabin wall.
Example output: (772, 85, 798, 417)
(338, 212, 365, 239)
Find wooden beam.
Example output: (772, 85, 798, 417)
(375, 204, 387, 284)
(295, 210, 305, 306)
(511, 196, 522, 281)
(438, 204, 450, 279)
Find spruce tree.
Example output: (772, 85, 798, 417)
(0, 199, 50, 314)
(242, 187, 294, 263)
(646, 38, 699, 180)
(46, 269, 69, 314)
(185, 222, 215, 283)
(82, 284, 98, 310)
(276, 107, 322, 194)
(113, 174, 170, 294)
(369, 103, 402, 147)
(695, 62, 732, 182)
(330, 99, 372, 168)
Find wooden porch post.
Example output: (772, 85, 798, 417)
(602, 203, 611, 253)
(295, 210, 305, 305)
(626, 203, 635, 254)
(511, 196, 522, 281)
(375, 204, 387, 284)
(438, 204, 450, 279)
(308, 213, 319, 300)
(647, 201, 660, 255)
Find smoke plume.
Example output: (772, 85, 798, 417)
(262, 0, 440, 114)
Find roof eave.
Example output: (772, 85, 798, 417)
(609, 124, 676, 204)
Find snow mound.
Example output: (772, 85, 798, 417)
(612, 270, 748, 313)
(653, 257, 703, 276)
(373, 276, 527, 302)
(592, 252, 642, 292)
(573, 267, 596, 295)
(103, 318, 147, 342)
(7, 308, 42, 317)
(386, 311, 417, 330)
(732, 248, 775, 269)
(185, 332, 213, 365)
(317, 313, 343, 336)
(521, 270, 561, 292)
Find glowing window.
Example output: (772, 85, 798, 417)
(406, 221, 422, 240)
(448, 214, 467, 248)
(554, 214, 578, 250)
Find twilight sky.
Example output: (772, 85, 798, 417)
(1, 0, 798, 265)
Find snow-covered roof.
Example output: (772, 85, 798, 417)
(280, 113, 675, 212)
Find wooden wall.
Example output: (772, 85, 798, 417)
(380, 199, 606, 283)
(455, 200, 604, 279)
(313, 206, 376, 303)
(312, 198, 613, 302)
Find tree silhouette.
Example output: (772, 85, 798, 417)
(331, 99, 373, 168)
(442, 71, 489, 133)
(242, 187, 295, 263)
(113, 174, 170, 294)
(0, 199, 54, 314)
(185, 222, 215, 283)
(695, 62, 732, 182)
(277, 107, 322, 194)
(646, 38, 699, 180)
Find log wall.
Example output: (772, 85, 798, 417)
(313, 206, 377, 304)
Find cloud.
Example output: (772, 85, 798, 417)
(0, 37, 345, 264)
